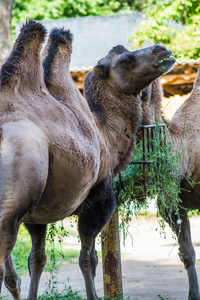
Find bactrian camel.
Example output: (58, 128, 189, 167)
(140, 72, 200, 300)
(0, 20, 175, 300)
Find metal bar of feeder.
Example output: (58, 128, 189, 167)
(142, 127, 145, 162)
(118, 123, 166, 199)
(151, 127, 154, 151)
(139, 124, 166, 128)
(142, 127, 147, 194)
(119, 172, 122, 191)
(131, 160, 152, 164)
(159, 126, 164, 147)
(147, 127, 151, 171)
(147, 127, 150, 153)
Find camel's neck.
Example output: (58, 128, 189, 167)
(141, 78, 163, 125)
(84, 76, 142, 175)
(105, 95, 142, 175)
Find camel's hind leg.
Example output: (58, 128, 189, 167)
(4, 255, 21, 300)
(78, 174, 116, 300)
(166, 209, 200, 300)
(176, 212, 200, 300)
(24, 223, 47, 300)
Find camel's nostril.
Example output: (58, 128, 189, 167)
(152, 45, 167, 53)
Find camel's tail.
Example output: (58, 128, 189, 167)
(42, 28, 73, 86)
(0, 20, 47, 89)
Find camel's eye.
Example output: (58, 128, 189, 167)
(119, 56, 135, 68)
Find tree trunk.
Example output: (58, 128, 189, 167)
(0, 0, 13, 66)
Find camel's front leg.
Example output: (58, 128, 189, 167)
(173, 211, 200, 300)
(4, 255, 21, 300)
(79, 239, 98, 300)
(24, 223, 47, 300)
(78, 174, 116, 300)
(0, 215, 21, 300)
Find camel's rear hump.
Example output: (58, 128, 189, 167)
(43, 28, 73, 85)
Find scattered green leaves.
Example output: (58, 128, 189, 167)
(37, 286, 86, 300)
(35, 286, 133, 299)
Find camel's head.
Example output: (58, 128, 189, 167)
(92, 44, 175, 95)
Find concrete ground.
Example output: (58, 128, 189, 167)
(2, 215, 200, 300)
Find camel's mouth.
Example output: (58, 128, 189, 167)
(158, 56, 175, 64)
(153, 54, 176, 74)
(153, 54, 175, 66)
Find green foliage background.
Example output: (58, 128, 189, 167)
(11, 0, 164, 34)
(12, 0, 200, 60)
(12, 0, 143, 24)
(129, 0, 200, 60)
(12, 0, 164, 23)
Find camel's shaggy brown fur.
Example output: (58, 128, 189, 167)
(141, 73, 200, 300)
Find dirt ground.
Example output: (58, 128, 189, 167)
(2, 215, 200, 300)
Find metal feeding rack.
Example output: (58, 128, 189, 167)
(118, 123, 166, 199)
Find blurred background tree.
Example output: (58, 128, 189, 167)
(129, 0, 200, 60)
(0, 0, 13, 65)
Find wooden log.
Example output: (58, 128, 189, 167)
(161, 72, 197, 86)
(163, 85, 185, 96)
(101, 208, 123, 298)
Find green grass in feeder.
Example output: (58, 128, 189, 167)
(115, 124, 184, 235)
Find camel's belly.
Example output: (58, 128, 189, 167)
(23, 142, 102, 224)
(23, 188, 90, 224)
(23, 164, 98, 224)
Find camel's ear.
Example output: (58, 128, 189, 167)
(93, 63, 109, 78)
